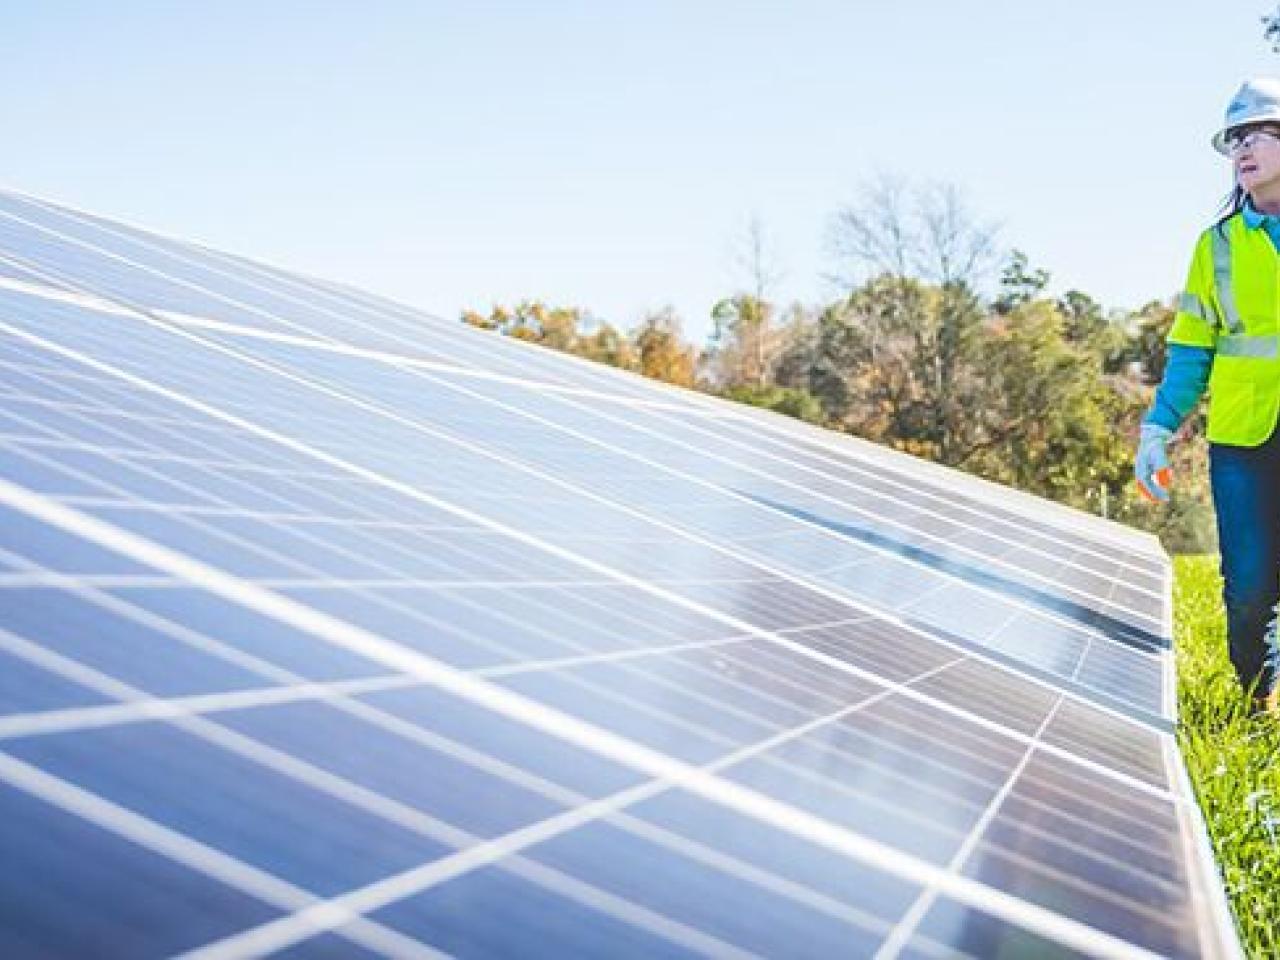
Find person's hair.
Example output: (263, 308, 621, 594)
(1215, 184, 1247, 236)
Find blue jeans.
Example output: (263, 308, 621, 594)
(1210, 429, 1280, 696)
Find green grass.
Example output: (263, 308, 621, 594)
(1174, 555, 1280, 957)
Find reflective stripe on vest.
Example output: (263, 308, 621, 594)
(1217, 333, 1280, 358)
(1211, 227, 1245, 333)
(1177, 291, 1214, 324)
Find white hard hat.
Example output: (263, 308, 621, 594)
(1212, 78, 1280, 153)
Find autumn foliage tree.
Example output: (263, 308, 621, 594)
(460, 179, 1214, 551)
(633, 307, 696, 387)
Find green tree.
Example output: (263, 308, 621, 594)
(967, 300, 1131, 505)
(993, 249, 1050, 315)
(1056, 289, 1107, 345)
(707, 294, 776, 388)
(722, 384, 825, 423)
(1128, 299, 1176, 385)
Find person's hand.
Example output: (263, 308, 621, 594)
(1135, 424, 1174, 502)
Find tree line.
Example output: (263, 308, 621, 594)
(463, 180, 1213, 553)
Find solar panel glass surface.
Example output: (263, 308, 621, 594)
(0, 189, 1239, 958)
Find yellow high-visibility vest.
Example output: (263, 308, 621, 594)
(1169, 212, 1280, 445)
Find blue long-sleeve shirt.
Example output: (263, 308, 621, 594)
(1144, 201, 1280, 432)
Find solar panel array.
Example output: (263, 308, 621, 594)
(0, 188, 1240, 958)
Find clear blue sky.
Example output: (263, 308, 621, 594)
(3, 2, 1278, 343)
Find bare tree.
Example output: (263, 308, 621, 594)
(827, 176, 999, 290)
(709, 215, 786, 388)
(826, 174, 914, 286)
(823, 178, 1000, 464)
(915, 182, 1000, 286)
(735, 214, 785, 303)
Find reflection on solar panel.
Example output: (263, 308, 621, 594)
(0, 188, 1241, 958)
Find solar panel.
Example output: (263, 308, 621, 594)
(0, 188, 1240, 958)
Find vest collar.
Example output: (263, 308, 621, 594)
(1244, 199, 1280, 230)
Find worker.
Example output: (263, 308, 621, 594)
(1136, 78, 1280, 716)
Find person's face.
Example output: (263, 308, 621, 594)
(1229, 124, 1280, 194)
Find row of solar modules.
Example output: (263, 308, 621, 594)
(0, 191, 1169, 724)
(0, 188, 1238, 958)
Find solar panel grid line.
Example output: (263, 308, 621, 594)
(871, 698, 1065, 959)
(0, 417, 1162, 839)
(0, 403, 467, 544)
(5, 450, 338, 583)
(0, 571, 179, 588)
(995, 782, 1181, 883)
(240, 376, 1172, 706)
(0, 551, 601, 808)
(177, 222, 702, 406)
(0, 207, 1162, 604)
(25, 572, 930, 950)
(0, 364, 130, 400)
(34, 596, 914, 956)
(0, 311, 1170, 735)
(156, 309, 708, 414)
(761, 408, 1172, 563)
(984, 810, 1197, 908)
(1069, 632, 1097, 685)
(149, 340, 1218, 957)
(976, 608, 1030, 653)
(688, 408, 1156, 569)
(0, 616, 776, 960)
(177, 673, 950, 960)
(971, 842, 1190, 942)
(0, 208, 343, 345)
(90, 311, 1169, 707)
(0, 752, 447, 960)
(0, 656, 418, 742)
(57, 660, 808, 960)
(6, 572, 713, 592)
(0, 545, 1208, 921)
(2, 568, 977, 952)
(136, 314, 1165, 636)
(0, 479, 1178, 958)
(22, 427, 778, 675)
(1020, 750, 1179, 836)
(633, 388, 1160, 567)
(5, 193, 475, 352)
(47, 498, 500, 535)
(0, 374, 1186, 813)
(0, 193, 1228, 957)
(0, 655, 1172, 947)
(0, 261, 137, 320)
(0, 559, 310, 701)
(5, 435, 793, 706)
(151, 306, 1166, 618)
(2, 545, 1187, 942)
(727, 402, 1170, 567)
(0, 399, 279, 456)
(22, 424, 1172, 793)
(4, 195, 656, 405)
(0, 375, 310, 449)
(605, 393, 1167, 598)
(4, 434, 387, 486)
(0, 252, 70, 293)
(1045, 736, 1165, 794)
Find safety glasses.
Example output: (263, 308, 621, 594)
(1227, 127, 1280, 153)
